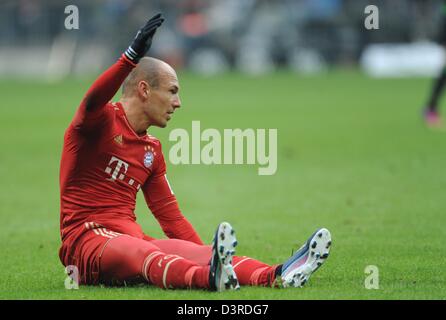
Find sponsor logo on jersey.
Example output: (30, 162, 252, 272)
(105, 156, 129, 181)
(104, 156, 141, 189)
(114, 134, 123, 145)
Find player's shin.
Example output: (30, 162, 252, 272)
(232, 256, 280, 287)
(143, 253, 210, 289)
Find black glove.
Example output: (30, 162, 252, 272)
(124, 13, 164, 64)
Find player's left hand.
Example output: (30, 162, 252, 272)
(124, 13, 165, 64)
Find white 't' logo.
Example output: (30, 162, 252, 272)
(105, 156, 129, 181)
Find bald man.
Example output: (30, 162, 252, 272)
(59, 14, 332, 291)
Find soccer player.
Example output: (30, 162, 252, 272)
(423, 0, 446, 128)
(59, 13, 332, 291)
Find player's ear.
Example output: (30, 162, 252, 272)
(137, 80, 151, 100)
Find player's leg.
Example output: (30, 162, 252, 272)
(99, 234, 209, 289)
(231, 256, 280, 286)
(424, 66, 446, 126)
(99, 222, 239, 291)
(149, 232, 280, 286)
(228, 227, 332, 288)
(427, 66, 446, 110)
(148, 232, 316, 287)
(423, 17, 446, 127)
(150, 238, 213, 265)
(278, 228, 332, 287)
(145, 227, 332, 288)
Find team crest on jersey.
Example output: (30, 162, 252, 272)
(143, 151, 154, 168)
(143, 145, 156, 168)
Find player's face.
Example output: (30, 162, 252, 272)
(145, 70, 181, 128)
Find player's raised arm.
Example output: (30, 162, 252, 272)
(72, 14, 164, 130)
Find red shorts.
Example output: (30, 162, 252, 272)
(59, 222, 212, 285)
(59, 224, 118, 284)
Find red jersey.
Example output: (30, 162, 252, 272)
(59, 56, 202, 254)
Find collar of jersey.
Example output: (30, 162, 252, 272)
(115, 102, 148, 139)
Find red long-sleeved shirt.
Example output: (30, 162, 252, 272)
(59, 55, 203, 247)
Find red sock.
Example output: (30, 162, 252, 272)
(232, 256, 279, 286)
(142, 252, 210, 289)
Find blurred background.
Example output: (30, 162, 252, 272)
(0, 0, 445, 78)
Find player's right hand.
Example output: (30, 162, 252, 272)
(124, 13, 165, 64)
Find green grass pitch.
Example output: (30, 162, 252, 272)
(0, 70, 445, 299)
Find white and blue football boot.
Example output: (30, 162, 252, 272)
(209, 222, 240, 292)
(279, 228, 332, 288)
